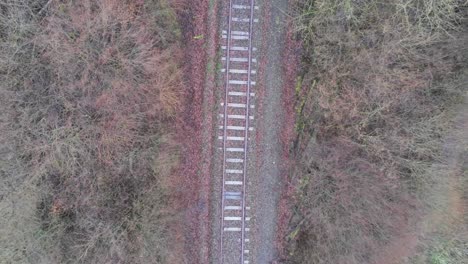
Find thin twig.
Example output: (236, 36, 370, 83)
(36, 0, 52, 16)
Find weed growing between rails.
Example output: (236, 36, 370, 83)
(0, 0, 184, 263)
(287, 1, 468, 263)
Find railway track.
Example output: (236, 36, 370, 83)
(218, 0, 259, 263)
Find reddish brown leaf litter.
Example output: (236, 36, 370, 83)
(168, 0, 218, 262)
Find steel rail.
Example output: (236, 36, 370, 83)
(241, 0, 255, 263)
(219, 0, 234, 262)
(220, 1, 256, 263)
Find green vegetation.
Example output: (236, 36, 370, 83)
(427, 238, 466, 264)
(0, 0, 182, 263)
(288, 0, 468, 263)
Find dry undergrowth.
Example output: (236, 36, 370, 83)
(287, 1, 468, 263)
(0, 0, 182, 263)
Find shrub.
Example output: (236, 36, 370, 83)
(0, 0, 182, 263)
(287, 1, 467, 263)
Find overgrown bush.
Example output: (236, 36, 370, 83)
(287, 1, 468, 263)
(0, 0, 182, 263)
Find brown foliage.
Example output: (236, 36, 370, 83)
(0, 0, 183, 263)
(287, 1, 468, 263)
